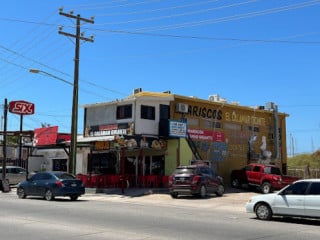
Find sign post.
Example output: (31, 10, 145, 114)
(8, 100, 35, 166)
(1, 99, 10, 192)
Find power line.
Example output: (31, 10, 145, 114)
(95, 0, 258, 25)
(0, 44, 127, 96)
(93, 28, 320, 44)
(95, 0, 221, 17)
(130, 0, 320, 32)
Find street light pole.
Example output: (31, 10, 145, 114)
(29, 69, 73, 86)
(29, 69, 75, 171)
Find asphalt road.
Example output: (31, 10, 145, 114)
(1, 188, 320, 240)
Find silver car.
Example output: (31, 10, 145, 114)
(0, 166, 27, 185)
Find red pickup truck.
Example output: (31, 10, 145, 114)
(230, 163, 300, 194)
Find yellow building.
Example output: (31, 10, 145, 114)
(166, 94, 288, 182)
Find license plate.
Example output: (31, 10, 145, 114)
(71, 183, 77, 187)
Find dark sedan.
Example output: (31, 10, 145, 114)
(17, 171, 85, 201)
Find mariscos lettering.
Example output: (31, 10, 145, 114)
(186, 105, 222, 120)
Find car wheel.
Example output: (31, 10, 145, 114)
(255, 203, 272, 220)
(200, 185, 207, 198)
(17, 187, 26, 199)
(70, 195, 79, 201)
(170, 193, 178, 199)
(45, 189, 54, 201)
(215, 184, 225, 197)
(231, 178, 240, 188)
(261, 182, 272, 194)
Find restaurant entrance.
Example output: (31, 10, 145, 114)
(82, 149, 168, 188)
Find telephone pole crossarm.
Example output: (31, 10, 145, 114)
(58, 31, 94, 42)
(59, 11, 94, 24)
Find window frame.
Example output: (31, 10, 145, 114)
(116, 104, 132, 120)
(140, 105, 155, 120)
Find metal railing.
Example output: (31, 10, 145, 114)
(287, 168, 320, 179)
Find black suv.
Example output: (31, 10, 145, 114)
(168, 164, 224, 198)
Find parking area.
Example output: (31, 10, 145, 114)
(2, 186, 259, 211)
(83, 187, 259, 211)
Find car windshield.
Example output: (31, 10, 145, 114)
(174, 168, 196, 175)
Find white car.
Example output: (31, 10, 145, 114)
(0, 166, 27, 185)
(246, 179, 320, 220)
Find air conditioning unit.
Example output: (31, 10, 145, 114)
(209, 94, 220, 102)
(133, 88, 142, 94)
(175, 103, 188, 113)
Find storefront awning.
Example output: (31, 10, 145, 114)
(77, 136, 115, 142)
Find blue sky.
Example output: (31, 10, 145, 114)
(0, 0, 319, 155)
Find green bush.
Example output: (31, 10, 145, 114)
(288, 151, 320, 168)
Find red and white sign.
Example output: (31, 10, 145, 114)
(33, 126, 58, 146)
(188, 128, 225, 142)
(9, 100, 35, 115)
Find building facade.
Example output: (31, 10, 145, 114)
(79, 90, 288, 185)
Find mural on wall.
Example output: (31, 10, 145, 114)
(210, 142, 228, 161)
(248, 134, 272, 164)
(259, 136, 272, 164)
(248, 134, 258, 161)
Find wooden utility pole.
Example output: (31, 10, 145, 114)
(1, 98, 10, 192)
(59, 9, 94, 175)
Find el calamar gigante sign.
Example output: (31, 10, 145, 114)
(9, 100, 35, 115)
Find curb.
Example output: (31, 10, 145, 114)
(86, 187, 169, 197)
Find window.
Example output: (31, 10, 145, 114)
(41, 173, 53, 180)
(309, 182, 320, 195)
(200, 167, 209, 175)
(271, 167, 281, 175)
(159, 104, 170, 120)
(116, 104, 132, 119)
(284, 182, 309, 195)
(31, 174, 40, 181)
(248, 126, 260, 132)
(88, 152, 117, 174)
(203, 119, 222, 129)
(264, 166, 281, 175)
(141, 105, 155, 120)
(253, 166, 261, 172)
(56, 173, 75, 180)
(159, 105, 170, 136)
(245, 165, 252, 171)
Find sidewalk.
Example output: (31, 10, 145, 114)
(1, 186, 169, 198)
(87, 187, 169, 197)
(86, 186, 255, 198)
